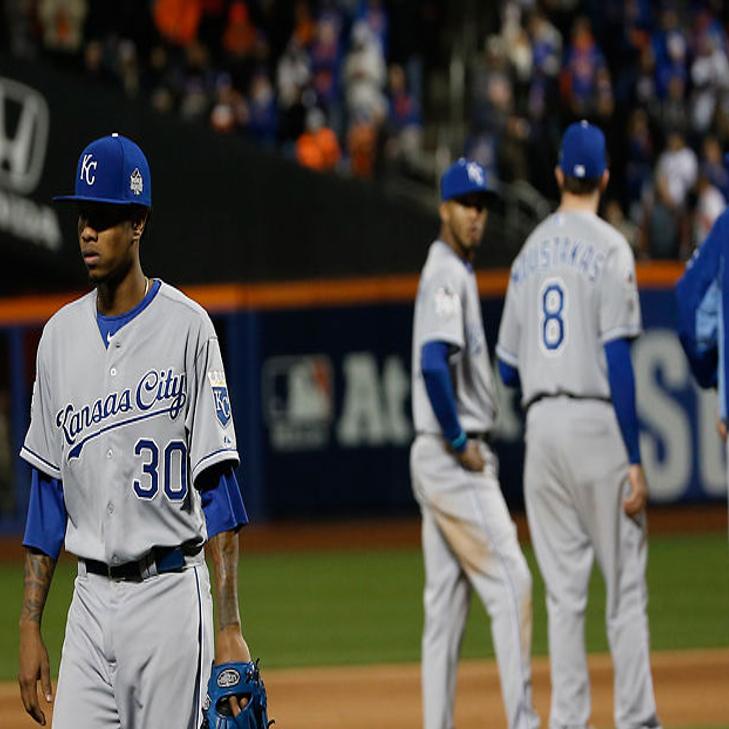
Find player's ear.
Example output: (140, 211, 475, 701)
(131, 208, 149, 243)
(439, 201, 450, 225)
(554, 166, 564, 191)
(599, 169, 610, 193)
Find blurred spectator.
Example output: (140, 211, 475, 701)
(179, 40, 215, 121)
(625, 109, 654, 219)
(656, 131, 698, 210)
(701, 136, 729, 200)
(690, 30, 729, 135)
(309, 11, 344, 129)
(385, 63, 423, 171)
(154, 0, 201, 47)
(296, 106, 341, 171)
(560, 16, 608, 117)
(343, 21, 387, 125)
(527, 9, 561, 80)
(3, 0, 38, 58)
(347, 114, 379, 178)
(210, 72, 248, 134)
(38, 0, 88, 54)
(694, 170, 725, 246)
(355, 0, 388, 56)
(642, 173, 681, 260)
(468, 36, 511, 175)
(643, 130, 697, 259)
(604, 198, 640, 254)
(656, 73, 690, 137)
(247, 70, 278, 145)
(276, 37, 312, 145)
(292, 0, 316, 48)
(652, 6, 688, 99)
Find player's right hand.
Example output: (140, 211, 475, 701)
(624, 464, 648, 517)
(18, 622, 53, 725)
(456, 440, 486, 472)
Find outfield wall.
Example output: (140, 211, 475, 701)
(0, 262, 724, 533)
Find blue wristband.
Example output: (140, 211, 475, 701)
(450, 431, 467, 453)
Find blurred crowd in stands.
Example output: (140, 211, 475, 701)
(469, 0, 729, 260)
(2, 0, 729, 260)
(1, 0, 439, 179)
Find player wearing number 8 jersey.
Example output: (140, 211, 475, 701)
(17, 134, 261, 729)
(497, 121, 661, 729)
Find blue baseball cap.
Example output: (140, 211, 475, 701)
(440, 158, 497, 202)
(559, 120, 607, 180)
(54, 133, 152, 207)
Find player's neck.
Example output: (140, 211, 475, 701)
(558, 191, 600, 214)
(96, 270, 149, 316)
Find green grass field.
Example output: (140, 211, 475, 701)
(0, 533, 727, 681)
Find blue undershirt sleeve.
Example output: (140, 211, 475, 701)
(604, 338, 641, 465)
(421, 340, 466, 452)
(199, 465, 249, 539)
(22, 468, 67, 560)
(498, 359, 521, 389)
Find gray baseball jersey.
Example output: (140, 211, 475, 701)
(497, 209, 660, 729)
(410, 239, 539, 729)
(412, 240, 498, 434)
(20, 280, 239, 565)
(496, 210, 641, 406)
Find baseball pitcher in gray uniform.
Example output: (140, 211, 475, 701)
(411, 158, 539, 729)
(18, 134, 270, 729)
(497, 122, 660, 729)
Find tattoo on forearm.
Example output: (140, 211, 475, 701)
(207, 531, 241, 630)
(20, 550, 56, 625)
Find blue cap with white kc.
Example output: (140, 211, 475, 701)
(440, 158, 497, 202)
(54, 133, 152, 207)
(559, 120, 607, 180)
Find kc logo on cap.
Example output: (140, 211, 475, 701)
(80, 153, 97, 186)
(54, 132, 152, 208)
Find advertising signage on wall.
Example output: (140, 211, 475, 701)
(0, 76, 62, 251)
(255, 290, 725, 518)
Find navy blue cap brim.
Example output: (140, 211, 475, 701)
(53, 194, 150, 206)
(443, 188, 500, 203)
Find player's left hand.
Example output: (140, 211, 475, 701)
(215, 625, 251, 716)
(624, 464, 648, 517)
(716, 418, 727, 442)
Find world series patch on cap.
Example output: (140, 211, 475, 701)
(559, 120, 606, 180)
(54, 133, 152, 207)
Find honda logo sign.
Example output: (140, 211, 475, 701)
(0, 78, 49, 195)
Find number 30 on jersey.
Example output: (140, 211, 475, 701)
(539, 278, 567, 354)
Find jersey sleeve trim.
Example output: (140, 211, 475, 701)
(192, 448, 240, 483)
(600, 324, 642, 344)
(19, 446, 61, 479)
(495, 344, 519, 367)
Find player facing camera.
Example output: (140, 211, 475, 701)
(438, 158, 499, 260)
(54, 133, 152, 302)
(19, 132, 269, 729)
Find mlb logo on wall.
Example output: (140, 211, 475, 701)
(207, 371, 231, 426)
(262, 355, 334, 451)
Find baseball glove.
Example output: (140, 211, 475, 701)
(202, 660, 273, 729)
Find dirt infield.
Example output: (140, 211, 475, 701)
(2, 648, 727, 729)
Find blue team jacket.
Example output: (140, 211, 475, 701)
(675, 208, 728, 415)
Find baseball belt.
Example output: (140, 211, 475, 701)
(81, 543, 202, 581)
